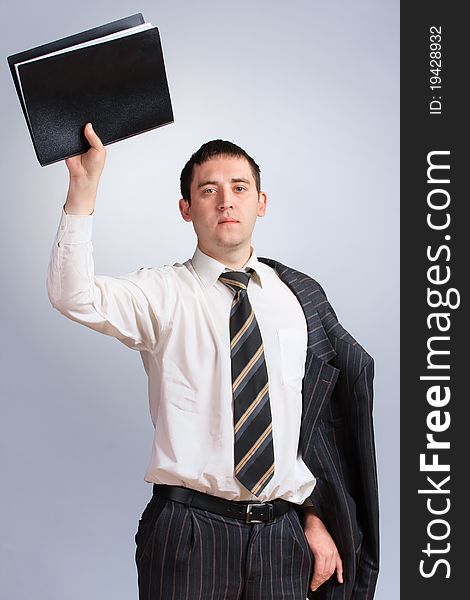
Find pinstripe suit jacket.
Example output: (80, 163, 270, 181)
(258, 257, 379, 600)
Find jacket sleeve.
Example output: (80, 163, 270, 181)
(350, 357, 380, 598)
(308, 295, 379, 599)
(305, 356, 379, 600)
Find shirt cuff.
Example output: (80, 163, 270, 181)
(57, 205, 94, 245)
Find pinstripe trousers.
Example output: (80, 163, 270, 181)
(135, 493, 313, 600)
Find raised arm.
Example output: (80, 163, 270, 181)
(47, 124, 169, 352)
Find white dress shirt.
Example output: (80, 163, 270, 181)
(47, 210, 316, 504)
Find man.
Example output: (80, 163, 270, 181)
(47, 123, 379, 599)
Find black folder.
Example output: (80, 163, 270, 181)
(7, 14, 174, 166)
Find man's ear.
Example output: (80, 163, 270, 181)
(257, 192, 268, 217)
(178, 198, 192, 222)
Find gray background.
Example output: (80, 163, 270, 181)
(0, 1, 399, 598)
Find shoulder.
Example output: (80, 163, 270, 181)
(115, 261, 188, 292)
(259, 256, 373, 364)
(257, 256, 328, 305)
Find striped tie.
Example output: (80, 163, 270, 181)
(219, 269, 275, 497)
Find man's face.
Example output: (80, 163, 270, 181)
(179, 155, 267, 258)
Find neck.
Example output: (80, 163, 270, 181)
(198, 242, 252, 270)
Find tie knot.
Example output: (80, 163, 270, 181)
(219, 269, 253, 293)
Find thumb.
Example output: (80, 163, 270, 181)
(84, 122, 104, 151)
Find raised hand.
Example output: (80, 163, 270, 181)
(64, 123, 106, 215)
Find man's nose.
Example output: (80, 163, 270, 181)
(218, 187, 233, 210)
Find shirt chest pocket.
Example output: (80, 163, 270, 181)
(276, 328, 307, 392)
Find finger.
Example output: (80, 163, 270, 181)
(310, 559, 328, 591)
(65, 155, 77, 168)
(84, 122, 104, 151)
(324, 553, 335, 580)
(324, 553, 336, 584)
(64, 154, 82, 172)
(309, 564, 322, 590)
(336, 554, 344, 583)
(310, 576, 328, 592)
(310, 555, 338, 591)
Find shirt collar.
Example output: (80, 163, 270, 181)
(191, 246, 264, 289)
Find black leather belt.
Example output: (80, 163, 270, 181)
(153, 484, 292, 524)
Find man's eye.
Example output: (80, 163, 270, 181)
(235, 186, 245, 192)
(204, 188, 216, 194)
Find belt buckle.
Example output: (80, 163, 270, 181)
(245, 502, 273, 524)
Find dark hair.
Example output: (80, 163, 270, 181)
(180, 139, 261, 204)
